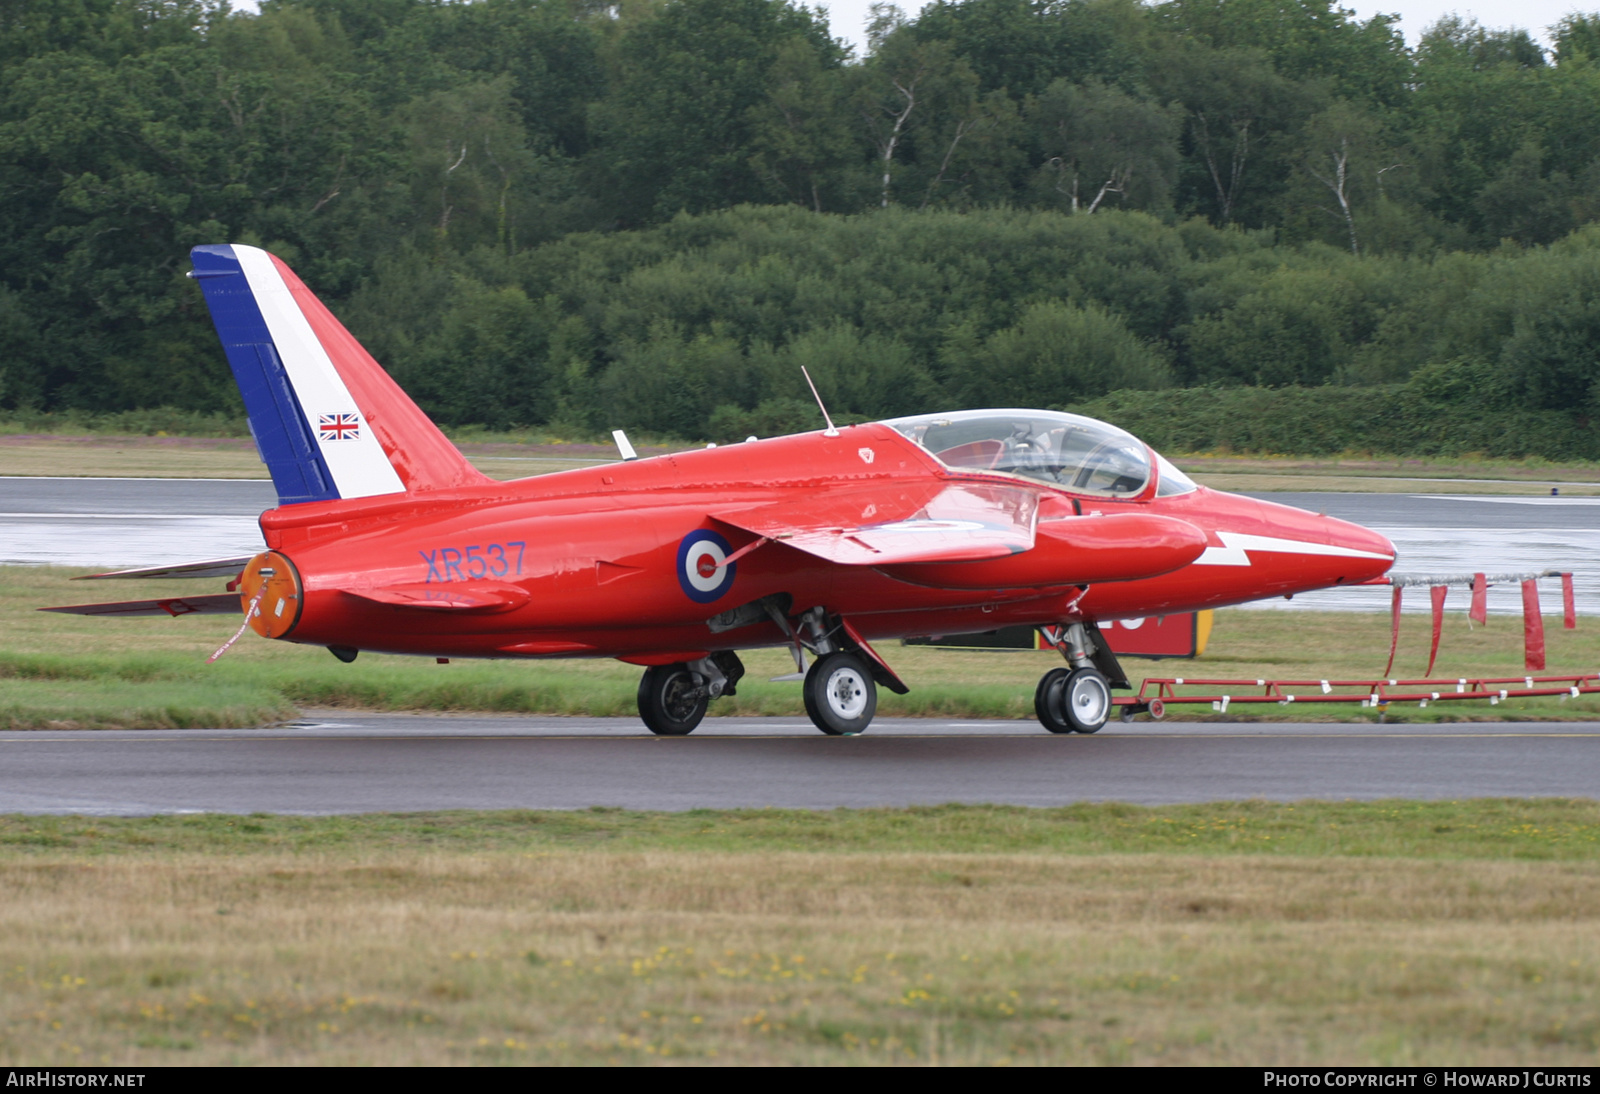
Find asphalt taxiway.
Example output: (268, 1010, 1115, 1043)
(2, 714, 1596, 815)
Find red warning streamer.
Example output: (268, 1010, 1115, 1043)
(1522, 578, 1546, 671)
(1384, 584, 1402, 678)
(1470, 572, 1488, 625)
(1426, 585, 1446, 677)
(1563, 572, 1577, 630)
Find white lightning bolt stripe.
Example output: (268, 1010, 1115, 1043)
(1194, 531, 1393, 567)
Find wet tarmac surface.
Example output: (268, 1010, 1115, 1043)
(3, 714, 1597, 815)
(0, 477, 271, 569)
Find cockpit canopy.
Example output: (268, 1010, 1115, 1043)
(882, 409, 1197, 498)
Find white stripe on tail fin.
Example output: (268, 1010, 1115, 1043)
(232, 246, 405, 499)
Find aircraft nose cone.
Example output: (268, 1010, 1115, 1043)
(1250, 494, 1395, 585)
(1325, 514, 1396, 581)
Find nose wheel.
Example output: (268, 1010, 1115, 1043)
(1035, 667, 1111, 734)
(804, 652, 877, 735)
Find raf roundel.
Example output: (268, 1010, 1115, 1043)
(677, 529, 736, 603)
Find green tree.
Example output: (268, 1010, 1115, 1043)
(397, 77, 552, 254)
(909, 0, 1151, 100)
(1554, 13, 1600, 64)
(1030, 78, 1180, 214)
(591, 0, 841, 222)
(854, 14, 996, 208)
(1155, 0, 1409, 107)
(747, 37, 860, 211)
(1149, 41, 1312, 225)
(1286, 100, 1406, 254)
(953, 300, 1170, 406)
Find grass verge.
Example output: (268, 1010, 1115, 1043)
(1, 802, 1596, 1065)
(7, 565, 1600, 727)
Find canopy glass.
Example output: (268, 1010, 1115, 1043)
(883, 409, 1197, 497)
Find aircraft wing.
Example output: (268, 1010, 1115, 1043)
(713, 481, 1037, 566)
(41, 594, 242, 617)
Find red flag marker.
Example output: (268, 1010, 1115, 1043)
(1426, 585, 1446, 677)
(1522, 578, 1545, 671)
(1562, 572, 1576, 630)
(1470, 573, 1488, 625)
(1384, 584, 1402, 677)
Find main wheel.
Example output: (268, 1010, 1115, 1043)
(637, 663, 708, 736)
(1034, 668, 1073, 734)
(803, 652, 877, 735)
(1061, 667, 1111, 734)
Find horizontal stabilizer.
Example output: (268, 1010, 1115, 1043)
(342, 582, 530, 613)
(714, 481, 1037, 566)
(41, 594, 242, 618)
(76, 557, 255, 581)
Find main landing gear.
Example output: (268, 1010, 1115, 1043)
(785, 606, 903, 736)
(637, 651, 745, 736)
(1033, 622, 1125, 735)
(636, 605, 906, 736)
(803, 651, 877, 735)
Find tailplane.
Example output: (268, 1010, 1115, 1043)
(190, 244, 490, 506)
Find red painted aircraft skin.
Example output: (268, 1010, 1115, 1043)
(253, 421, 1394, 661)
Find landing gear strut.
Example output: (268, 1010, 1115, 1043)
(636, 652, 744, 736)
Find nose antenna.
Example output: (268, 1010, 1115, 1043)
(800, 366, 839, 437)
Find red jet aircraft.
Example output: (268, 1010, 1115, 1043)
(48, 245, 1397, 736)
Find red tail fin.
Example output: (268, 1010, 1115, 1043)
(276, 259, 491, 493)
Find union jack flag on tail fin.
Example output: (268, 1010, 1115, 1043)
(319, 413, 361, 441)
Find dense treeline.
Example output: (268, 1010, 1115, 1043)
(3, 0, 1600, 456)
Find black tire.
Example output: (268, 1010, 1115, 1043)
(1034, 668, 1073, 734)
(803, 652, 877, 735)
(1061, 667, 1112, 734)
(637, 663, 708, 736)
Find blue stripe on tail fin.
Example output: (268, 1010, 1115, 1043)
(190, 245, 338, 506)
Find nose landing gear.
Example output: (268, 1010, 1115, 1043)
(1034, 621, 1124, 735)
(1035, 665, 1112, 734)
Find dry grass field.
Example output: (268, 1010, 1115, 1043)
(1, 803, 1597, 1066)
